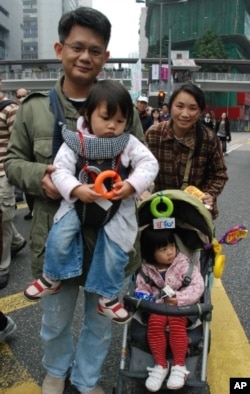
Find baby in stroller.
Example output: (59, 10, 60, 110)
(135, 225, 204, 392)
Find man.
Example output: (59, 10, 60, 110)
(201, 112, 214, 131)
(0, 92, 26, 289)
(136, 95, 153, 133)
(160, 103, 170, 122)
(5, 7, 144, 394)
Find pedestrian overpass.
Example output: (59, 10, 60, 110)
(1, 70, 250, 94)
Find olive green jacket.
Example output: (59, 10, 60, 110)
(5, 76, 144, 282)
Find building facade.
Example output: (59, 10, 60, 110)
(0, 0, 23, 60)
(22, 0, 92, 59)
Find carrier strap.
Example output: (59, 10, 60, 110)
(49, 88, 66, 160)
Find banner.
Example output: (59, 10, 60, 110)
(130, 59, 142, 102)
(152, 64, 159, 80)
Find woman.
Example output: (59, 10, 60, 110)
(215, 112, 231, 155)
(145, 83, 228, 220)
(151, 108, 162, 125)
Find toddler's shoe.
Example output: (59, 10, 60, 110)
(167, 364, 189, 390)
(97, 297, 131, 324)
(24, 277, 62, 301)
(145, 364, 169, 392)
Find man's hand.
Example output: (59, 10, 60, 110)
(42, 165, 61, 200)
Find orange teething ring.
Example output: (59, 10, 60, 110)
(94, 170, 122, 199)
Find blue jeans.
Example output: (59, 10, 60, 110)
(44, 209, 129, 298)
(41, 285, 112, 392)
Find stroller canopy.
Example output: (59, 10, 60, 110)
(138, 189, 214, 251)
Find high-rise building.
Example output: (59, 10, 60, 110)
(22, 0, 92, 59)
(0, 0, 23, 60)
(144, 0, 250, 62)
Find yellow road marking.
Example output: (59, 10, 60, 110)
(208, 278, 250, 393)
(16, 203, 28, 210)
(0, 293, 37, 314)
(0, 343, 40, 393)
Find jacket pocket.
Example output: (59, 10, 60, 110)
(33, 137, 53, 164)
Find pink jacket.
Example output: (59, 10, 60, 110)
(135, 252, 204, 306)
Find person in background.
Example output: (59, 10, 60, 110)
(201, 111, 214, 131)
(5, 7, 144, 394)
(136, 226, 204, 391)
(146, 105, 153, 116)
(145, 83, 228, 220)
(0, 212, 17, 341)
(136, 96, 153, 133)
(151, 108, 162, 126)
(15, 88, 29, 105)
(0, 311, 16, 342)
(160, 103, 170, 122)
(15, 88, 34, 219)
(215, 112, 231, 155)
(0, 92, 26, 290)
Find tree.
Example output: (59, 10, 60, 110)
(194, 30, 228, 72)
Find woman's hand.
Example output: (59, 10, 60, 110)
(202, 193, 214, 210)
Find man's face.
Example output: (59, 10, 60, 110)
(55, 25, 109, 90)
(137, 100, 147, 113)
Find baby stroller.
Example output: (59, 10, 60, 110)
(113, 189, 215, 394)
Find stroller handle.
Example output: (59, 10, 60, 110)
(124, 295, 213, 317)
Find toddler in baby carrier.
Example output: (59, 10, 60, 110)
(113, 190, 214, 394)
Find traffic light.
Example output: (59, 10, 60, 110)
(158, 90, 165, 107)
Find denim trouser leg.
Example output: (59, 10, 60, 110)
(70, 290, 112, 392)
(44, 209, 83, 280)
(84, 227, 129, 298)
(41, 283, 79, 377)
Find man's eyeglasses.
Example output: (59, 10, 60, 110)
(16, 95, 27, 99)
(63, 42, 104, 57)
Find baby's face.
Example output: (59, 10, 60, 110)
(154, 243, 177, 267)
(90, 101, 127, 138)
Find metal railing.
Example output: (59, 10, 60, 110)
(1, 70, 250, 82)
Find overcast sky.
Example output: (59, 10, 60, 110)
(93, 0, 144, 58)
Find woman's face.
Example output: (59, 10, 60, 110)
(170, 91, 202, 135)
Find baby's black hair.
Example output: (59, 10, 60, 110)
(82, 80, 134, 132)
(140, 225, 176, 265)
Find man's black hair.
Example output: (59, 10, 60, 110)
(58, 7, 111, 48)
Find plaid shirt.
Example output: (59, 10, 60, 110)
(145, 121, 228, 219)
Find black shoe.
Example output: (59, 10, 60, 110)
(11, 240, 27, 259)
(24, 212, 33, 220)
(0, 273, 10, 290)
(15, 194, 24, 203)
